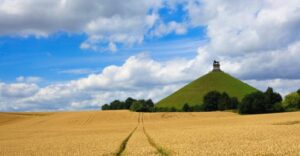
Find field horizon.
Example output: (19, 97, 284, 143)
(1, 110, 300, 155)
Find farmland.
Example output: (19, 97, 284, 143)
(1, 110, 300, 155)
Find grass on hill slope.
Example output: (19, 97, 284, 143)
(156, 71, 258, 109)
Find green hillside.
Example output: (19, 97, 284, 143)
(156, 71, 258, 109)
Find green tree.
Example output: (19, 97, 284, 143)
(170, 107, 177, 112)
(125, 97, 136, 109)
(192, 105, 204, 112)
(239, 91, 266, 114)
(283, 92, 300, 110)
(130, 101, 143, 112)
(218, 92, 230, 110)
(203, 91, 221, 111)
(264, 87, 282, 112)
(229, 97, 239, 109)
(182, 103, 191, 112)
(101, 104, 110, 110)
(239, 87, 283, 114)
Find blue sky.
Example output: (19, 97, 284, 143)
(0, 22, 205, 84)
(0, 0, 300, 111)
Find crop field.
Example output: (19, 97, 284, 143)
(1, 110, 300, 155)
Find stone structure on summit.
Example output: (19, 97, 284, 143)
(213, 60, 221, 71)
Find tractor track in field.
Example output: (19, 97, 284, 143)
(114, 113, 141, 156)
(141, 113, 170, 156)
(81, 112, 96, 127)
(114, 112, 169, 156)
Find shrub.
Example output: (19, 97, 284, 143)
(191, 105, 204, 112)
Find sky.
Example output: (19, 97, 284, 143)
(0, 0, 300, 111)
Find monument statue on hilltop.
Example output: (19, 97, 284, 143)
(213, 60, 221, 71)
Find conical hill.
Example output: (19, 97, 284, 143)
(156, 70, 258, 109)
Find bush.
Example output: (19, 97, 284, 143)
(191, 105, 204, 112)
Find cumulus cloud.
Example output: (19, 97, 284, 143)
(0, 82, 39, 98)
(151, 21, 187, 37)
(185, 0, 300, 55)
(1, 50, 298, 111)
(0, 0, 191, 51)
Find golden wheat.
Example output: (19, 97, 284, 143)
(0, 111, 138, 156)
(143, 111, 300, 156)
(1, 111, 300, 155)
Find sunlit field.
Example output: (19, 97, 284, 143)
(1, 110, 300, 156)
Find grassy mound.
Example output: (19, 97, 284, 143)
(156, 71, 258, 109)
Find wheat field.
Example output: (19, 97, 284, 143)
(0, 110, 300, 155)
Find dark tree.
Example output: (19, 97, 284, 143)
(170, 107, 177, 112)
(191, 105, 204, 112)
(229, 97, 239, 109)
(130, 101, 143, 112)
(125, 97, 136, 109)
(101, 104, 110, 110)
(218, 92, 230, 110)
(264, 87, 282, 112)
(182, 103, 191, 112)
(110, 100, 122, 109)
(297, 89, 300, 95)
(239, 87, 283, 114)
(203, 91, 221, 111)
(239, 91, 266, 114)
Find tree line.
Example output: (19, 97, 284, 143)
(101, 97, 155, 112)
(102, 88, 300, 114)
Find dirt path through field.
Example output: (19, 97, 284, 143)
(118, 113, 168, 156)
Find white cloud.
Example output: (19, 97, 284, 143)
(185, 0, 300, 55)
(16, 76, 42, 83)
(151, 21, 187, 37)
(0, 49, 299, 111)
(0, 0, 164, 51)
(0, 82, 39, 98)
(246, 79, 300, 96)
(58, 68, 99, 75)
